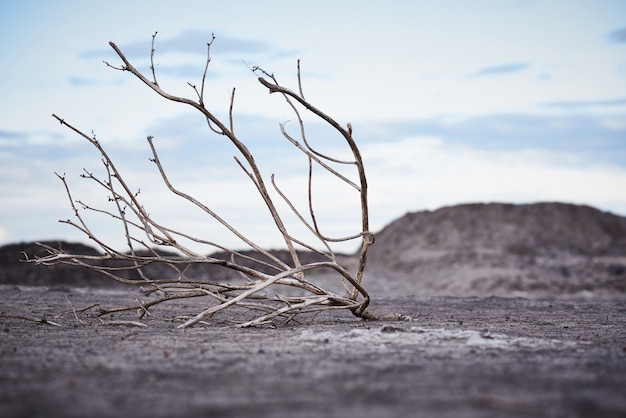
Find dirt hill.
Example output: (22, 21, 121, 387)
(363, 202, 626, 299)
(2, 202, 625, 299)
(0, 241, 334, 288)
(0, 241, 109, 287)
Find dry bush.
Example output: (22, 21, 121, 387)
(32, 33, 378, 327)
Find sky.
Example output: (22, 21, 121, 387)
(1, 0, 625, 255)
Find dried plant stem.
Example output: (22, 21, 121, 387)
(34, 33, 375, 327)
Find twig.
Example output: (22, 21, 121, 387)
(98, 320, 148, 328)
(65, 295, 87, 325)
(0, 312, 62, 327)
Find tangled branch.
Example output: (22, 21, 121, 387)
(34, 33, 375, 327)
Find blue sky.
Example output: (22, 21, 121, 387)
(1, 0, 625, 254)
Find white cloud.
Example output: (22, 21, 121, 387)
(3, 129, 626, 255)
(362, 136, 626, 232)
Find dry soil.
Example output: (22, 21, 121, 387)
(1, 285, 625, 418)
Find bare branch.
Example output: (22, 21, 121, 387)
(150, 31, 159, 86)
(37, 34, 376, 327)
(199, 33, 215, 106)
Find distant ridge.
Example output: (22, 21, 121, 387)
(0, 241, 333, 287)
(364, 202, 626, 298)
(1, 202, 625, 298)
(0, 241, 106, 287)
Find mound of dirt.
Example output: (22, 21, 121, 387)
(2, 203, 626, 417)
(0, 241, 336, 288)
(364, 202, 626, 299)
(2, 202, 625, 299)
(0, 241, 110, 287)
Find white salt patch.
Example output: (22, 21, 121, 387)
(298, 326, 581, 353)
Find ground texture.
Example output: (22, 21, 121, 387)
(1, 285, 625, 418)
(2, 202, 626, 416)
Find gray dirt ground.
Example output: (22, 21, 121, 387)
(1, 285, 625, 418)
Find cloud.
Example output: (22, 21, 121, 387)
(4, 108, 626, 253)
(0, 129, 73, 148)
(67, 76, 125, 87)
(607, 26, 626, 43)
(470, 62, 529, 77)
(77, 30, 297, 84)
(80, 30, 290, 61)
(362, 136, 626, 233)
(0, 108, 377, 253)
(157, 30, 275, 56)
(68, 76, 98, 86)
(355, 113, 626, 166)
(148, 63, 220, 79)
(0, 129, 27, 140)
(541, 97, 626, 109)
